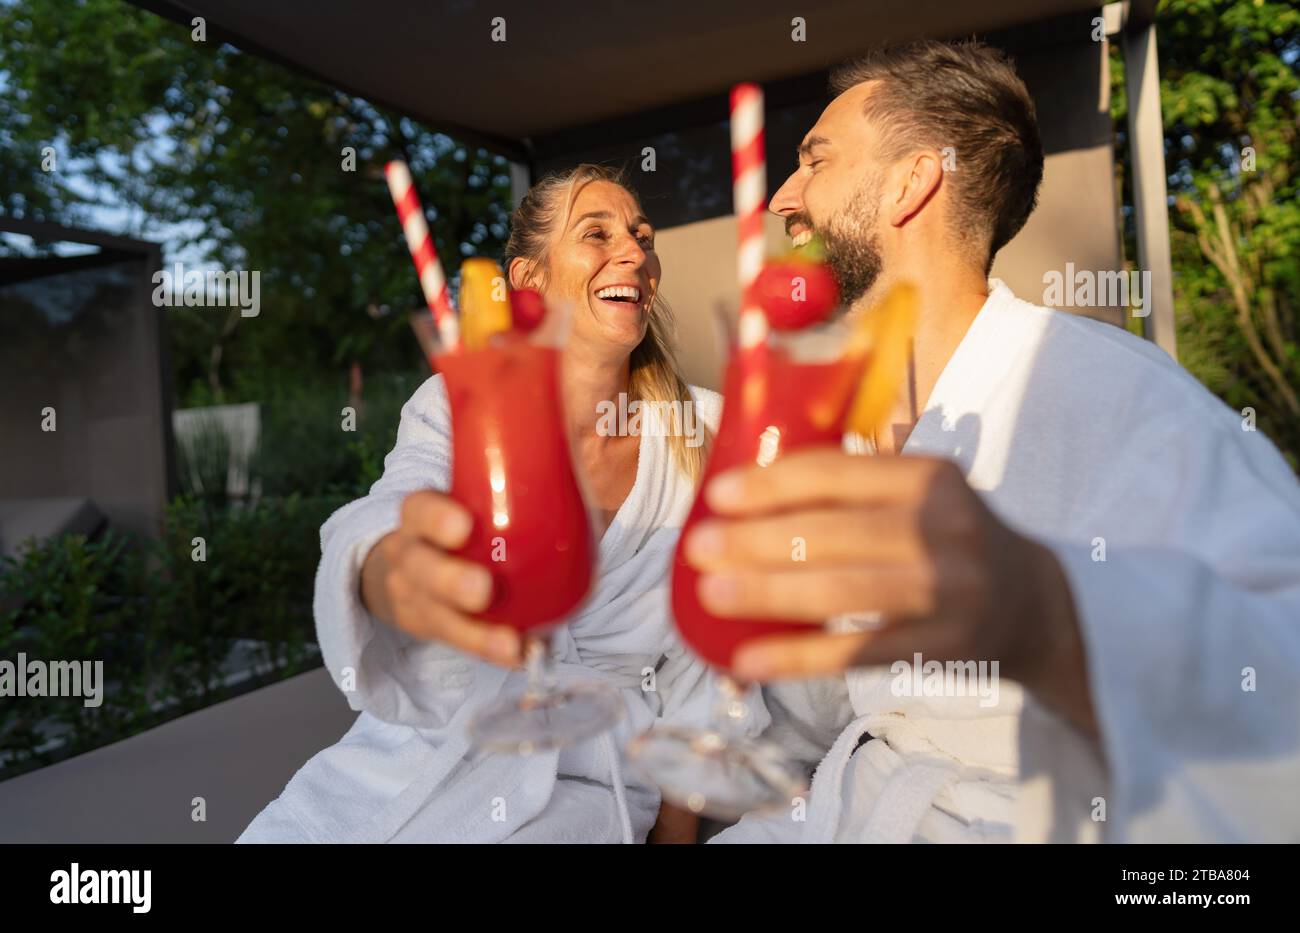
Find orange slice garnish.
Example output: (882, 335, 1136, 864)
(458, 258, 513, 350)
(845, 282, 918, 439)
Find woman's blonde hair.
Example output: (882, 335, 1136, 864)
(503, 163, 710, 484)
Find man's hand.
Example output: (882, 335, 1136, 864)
(681, 448, 1096, 734)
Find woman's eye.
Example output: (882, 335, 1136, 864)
(585, 228, 607, 240)
(637, 233, 655, 248)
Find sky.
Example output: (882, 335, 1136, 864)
(0, 42, 224, 268)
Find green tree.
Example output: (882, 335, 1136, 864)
(1113, 0, 1300, 467)
(0, 0, 513, 402)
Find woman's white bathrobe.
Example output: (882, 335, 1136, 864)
(715, 279, 1300, 844)
(239, 379, 757, 843)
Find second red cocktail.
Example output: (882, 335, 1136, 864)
(627, 314, 873, 820)
(672, 347, 865, 668)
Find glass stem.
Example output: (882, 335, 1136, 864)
(523, 634, 554, 698)
(713, 675, 754, 740)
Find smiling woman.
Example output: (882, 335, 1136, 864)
(236, 163, 748, 845)
(504, 163, 709, 483)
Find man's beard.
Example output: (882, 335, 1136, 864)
(789, 178, 885, 310)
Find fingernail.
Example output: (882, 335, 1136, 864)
(699, 573, 737, 610)
(441, 508, 472, 542)
(685, 523, 723, 561)
(705, 471, 744, 510)
(459, 568, 491, 607)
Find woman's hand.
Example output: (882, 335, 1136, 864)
(360, 490, 522, 667)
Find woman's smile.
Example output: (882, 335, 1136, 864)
(591, 281, 648, 315)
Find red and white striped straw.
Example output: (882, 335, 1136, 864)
(730, 83, 768, 349)
(385, 160, 459, 352)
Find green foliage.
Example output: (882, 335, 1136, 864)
(244, 369, 424, 499)
(0, 492, 350, 778)
(0, 328, 415, 775)
(0, 358, 420, 774)
(1113, 0, 1300, 467)
(0, 531, 155, 766)
(159, 493, 347, 683)
(173, 366, 422, 499)
(175, 413, 235, 506)
(0, 0, 512, 400)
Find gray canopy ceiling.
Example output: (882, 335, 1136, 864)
(128, 0, 1142, 161)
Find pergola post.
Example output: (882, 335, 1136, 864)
(1118, 5, 1177, 358)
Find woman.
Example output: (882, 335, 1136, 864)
(238, 164, 764, 843)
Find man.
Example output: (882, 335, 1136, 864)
(697, 39, 1300, 842)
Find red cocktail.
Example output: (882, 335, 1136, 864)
(439, 343, 593, 630)
(384, 161, 623, 753)
(435, 328, 624, 755)
(672, 347, 865, 667)
(627, 314, 872, 820)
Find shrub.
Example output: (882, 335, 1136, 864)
(0, 530, 157, 770)
(0, 491, 351, 780)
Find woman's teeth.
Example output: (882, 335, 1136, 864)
(791, 230, 813, 248)
(595, 285, 641, 302)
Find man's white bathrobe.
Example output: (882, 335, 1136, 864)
(714, 279, 1300, 844)
(238, 381, 753, 843)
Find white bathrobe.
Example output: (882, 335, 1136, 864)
(238, 378, 760, 843)
(714, 279, 1300, 844)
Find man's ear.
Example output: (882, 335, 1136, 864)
(508, 256, 538, 291)
(887, 150, 945, 228)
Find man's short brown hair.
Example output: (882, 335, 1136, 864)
(830, 38, 1044, 271)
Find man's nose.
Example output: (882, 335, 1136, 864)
(769, 170, 804, 218)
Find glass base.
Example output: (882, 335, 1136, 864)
(626, 725, 809, 822)
(468, 682, 625, 754)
